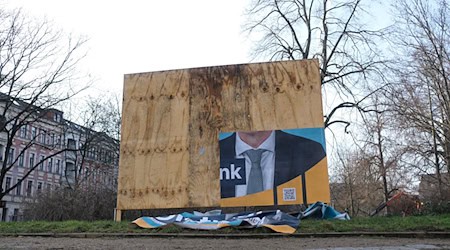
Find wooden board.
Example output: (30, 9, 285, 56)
(117, 59, 325, 210)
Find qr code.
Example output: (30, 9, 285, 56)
(283, 188, 296, 201)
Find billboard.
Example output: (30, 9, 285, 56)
(116, 59, 329, 214)
(219, 128, 328, 207)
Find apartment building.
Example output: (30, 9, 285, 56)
(0, 94, 118, 222)
(63, 121, 118, 191)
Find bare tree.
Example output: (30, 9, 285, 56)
(388, 0, 450, 202)
(331, 108, 412, 216)
(21, 94, 121, 221)
(244, 0, 389, 129)
(62, 94, 121, 191)
(0, 8, 87, 204)
(359, 96, 412, 212)
(331, 145, 383, 216)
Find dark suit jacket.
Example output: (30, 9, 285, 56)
(219, 131, 326, 203)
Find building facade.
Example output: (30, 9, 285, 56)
(0, 96, 118, 222)
(63, 121, 118, 191)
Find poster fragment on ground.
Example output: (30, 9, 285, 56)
(133, 202, 350, 234)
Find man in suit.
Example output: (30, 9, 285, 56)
(219, 130, 325, 203)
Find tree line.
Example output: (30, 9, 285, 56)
(244, 0, 450, 215)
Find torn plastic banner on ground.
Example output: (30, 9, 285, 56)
(133, 210, 299, 234)
(301, 202, 351, 220)
(133, 202, 350, 234)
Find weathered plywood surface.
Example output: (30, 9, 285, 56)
(117, 59, 324, 210)
(118, 71, 190, 210)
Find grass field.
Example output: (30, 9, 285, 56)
(0, 214, 449, 234)
(298, 214, 450, 233)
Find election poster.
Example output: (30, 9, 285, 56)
(219, 128, 329, 207)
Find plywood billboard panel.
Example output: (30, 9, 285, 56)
(118, 72, 191, 209)
(117, 59, 329, 210)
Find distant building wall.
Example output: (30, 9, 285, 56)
(0, 95, 118, 222)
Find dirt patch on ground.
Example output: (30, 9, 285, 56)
(1, 236, 450, 249)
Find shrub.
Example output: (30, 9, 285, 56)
(22, 186, 116, 221)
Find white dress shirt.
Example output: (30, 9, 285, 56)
(234, 131, 276, 197)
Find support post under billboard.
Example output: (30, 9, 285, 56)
(114, 208, 122, 222)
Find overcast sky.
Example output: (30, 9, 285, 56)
(3, 1, 397, 175)
(4, 0, 253, 95)
(3, 0, 391, 96)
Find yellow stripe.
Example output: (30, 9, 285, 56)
(305, 157, 330, 203)
(132, 218, 156, 229)
(220, 189, 274, 207)
(263, 224, 296, 234)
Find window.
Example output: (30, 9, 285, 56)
(66, 162, 75, 179)
(56, 135, 61, 147)
(50, 133, 55, 146)
(40, 129, 46, 144)
(48, 158, 53, 173)
(55, 159, 61, 174)
(46, 132, 51, 145)
(46, 183, 51, 191)
(12, 208, 19, 222)
(105, 151, 110, 163)
(19, 125, 27, 138)
(88, 148, 94, 159)
(26, 180, 32, 196)
(18, 153, 24, 167)
(37, 182, 42, 193)
(39, 156, 45, 171)
(0, 144, 4, 161)
(94, 147, 98, 160)
(67, 139, 76, 149)
(110, 152, 114, 163)
(5, 177, 11, 192)
(31, 127, 37, 139)
(54, 113, 61, 122)
(29, 153, 35, 168)
(16, 179, 22, 196)
(7, 148, 14, 164)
